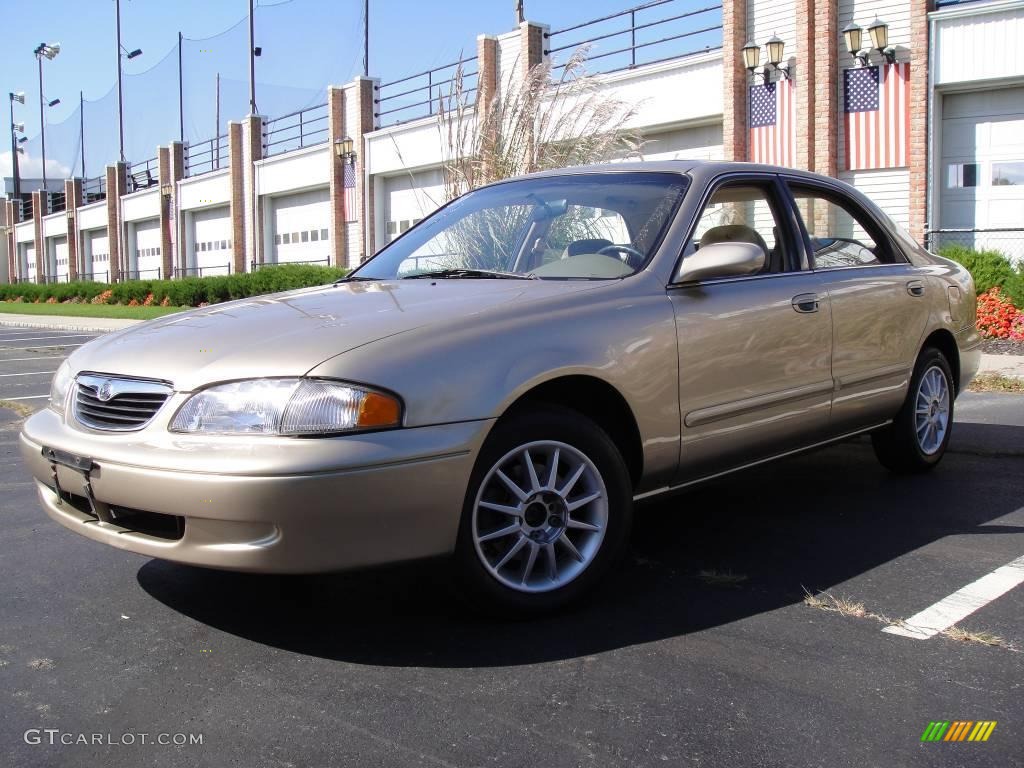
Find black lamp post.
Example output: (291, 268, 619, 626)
(8, 91, 25, 199)
(33, 42, 60, 192)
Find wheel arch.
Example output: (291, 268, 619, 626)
(500, 375, 644, 489)
(921, 328, 961, 394)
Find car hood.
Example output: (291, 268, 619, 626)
(69, 279, 601, 391)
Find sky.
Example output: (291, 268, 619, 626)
(1, 0, 693, 180)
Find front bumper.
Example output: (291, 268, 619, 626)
(20, 408, 492, 573)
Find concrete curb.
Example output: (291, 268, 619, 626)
(0, 315, 142, 334)
(978, 353, 1024, 379)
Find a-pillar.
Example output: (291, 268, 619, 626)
(64, 178, 82, 281)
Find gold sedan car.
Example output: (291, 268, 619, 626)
(21, 162, 980, 612)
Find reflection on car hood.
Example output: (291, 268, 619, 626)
(68, 279, 600, 391)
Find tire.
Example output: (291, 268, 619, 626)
(454, 404, 633, 615)
(871, 347, 955, 474)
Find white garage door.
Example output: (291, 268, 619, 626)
(134, 219, 162, 279)
(382, 169, 445, 245)
(86, 230, 110, 282)
(22, 244, 36, 282)
(940, 87, 1024, 256)
(193, 207, 232, 276)
(52, 236, 69, 282)
(272, 188, 330, 265)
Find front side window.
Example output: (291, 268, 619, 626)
(685, 183, 792, 274)
(353, 173, 688, 281)
(788, 185, 897, 269)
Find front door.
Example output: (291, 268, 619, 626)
(669, 177, 834, 483)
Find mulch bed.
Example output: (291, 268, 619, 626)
(981, 339, 1024, 356)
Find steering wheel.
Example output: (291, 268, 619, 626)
(597, 244, 645, 269)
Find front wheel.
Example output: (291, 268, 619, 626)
(454, 405, 632, 615)
(871, 347, 955, 473)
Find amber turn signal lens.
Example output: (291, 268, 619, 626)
(357, 392, 401, 427)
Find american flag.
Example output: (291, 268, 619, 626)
(748, 79, 794, 166)
(843, 63, 910, 170)
(343, 162, 357, 223)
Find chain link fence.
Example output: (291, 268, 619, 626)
(925, 229, 1024, 266)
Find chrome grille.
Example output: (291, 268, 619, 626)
(74, 374, 172, 432)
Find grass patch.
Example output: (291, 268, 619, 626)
(697, 569, 748, 588)
(942, 626, 1007, 648)
(0, 400, 35, 418)
(802, 589, 874, 619)
(968, 373, 1024, 393)
(0, 302, 183, 320)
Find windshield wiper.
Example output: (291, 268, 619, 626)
(334, 275, 381, 283)
(401, 268, 536, 280)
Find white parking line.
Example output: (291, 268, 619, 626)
(0, 334, 95, 343)
(0, 357, 63, 363)
(1, 394, 49, 401)
(883, 555, 1024, 639)
(2, 344, 83, 351)
(0, 371, 58, 378)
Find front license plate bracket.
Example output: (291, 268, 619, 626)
(41, 446, 112, 523)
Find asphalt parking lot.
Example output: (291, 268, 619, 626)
(1, 325, 1022, 767)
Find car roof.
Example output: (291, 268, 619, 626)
(509, 159, 839, 187)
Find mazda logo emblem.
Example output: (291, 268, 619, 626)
(96, 381, 115, 402)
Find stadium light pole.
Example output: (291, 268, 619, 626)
(115, 0, 143, 163)
(33, 42, 60, 192)
(9, 91, 26, 199)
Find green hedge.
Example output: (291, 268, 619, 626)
(0, 264, 349, 308)
(939, 245, 1024, 308)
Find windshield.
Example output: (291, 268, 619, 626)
(351, 172, 689, 281)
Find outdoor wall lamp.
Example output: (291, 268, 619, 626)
(160, 183, 172, 198)
(334, 136, 356, 164)
(843, 19, 896, 66)
(741, 35, 791, 82)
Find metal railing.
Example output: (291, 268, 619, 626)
(545, 0, 723, 75)
(925, 228, 1024, 264)
(264, 103, 330, 157)
(40, 274, 71, 284)
(50, 192, 67, 214)
(128, 157, 159, 192)
(123, 268, 163, 280)
(185, 134, 229, 178)
(80, 270, 110, 283)
(83, 175, 106, 204)
(173, 264, 232, 278)
(252, 257, 332, 270)
(375, 56, 478, 126)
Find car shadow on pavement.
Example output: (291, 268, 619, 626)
(138, 424, 1024, 668)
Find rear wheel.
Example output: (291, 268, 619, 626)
(871, 347, 955, 473)
(454, 405, 632, 615)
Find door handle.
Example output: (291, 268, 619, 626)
(791, 293, 819, 313)
(907, 280, 925, 297)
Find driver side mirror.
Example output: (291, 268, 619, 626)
(674, 241, 765, 284)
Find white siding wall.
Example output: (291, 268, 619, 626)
(748, 0, 798, 65)
(639, 123, 724, 162)
(841, 168, 911, 229)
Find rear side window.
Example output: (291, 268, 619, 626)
(788, 184, 901, 269)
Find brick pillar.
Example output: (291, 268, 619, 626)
(228, 121, 246, 274)
(327, 85, 348, 269)
(3, 200, 13, 283)
(519, 20, 545, 80)
(813, 0, 838, 179)
(722, 0, 748, 162)
(241, 115, 264, 273)
(169, 141, 186, 275)
(106, 163, 127, 283)
(477, 35, 499, 185)
(908, 0, 932, 242)
(157, 146, 173, 279)
(794, 0, 815, 172)
(65, 178, 82, 281)
(350, 77, 376, 264)
(32, 191, 44, 283)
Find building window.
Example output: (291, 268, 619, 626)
(311, 229, 319, 242)
(283, 233, 290, 244)
(993, 161, 1024, 187)
(947, 163, 979, 188)
(320, 228, 328, 240)
(387, 221, 397, 235)
(291, 232, 300, 243)
(301, 231, 309, 243)
(275, 234, 282, 245)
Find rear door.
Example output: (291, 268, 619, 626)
(783, 179, 930, 433)
(669, 174, 834, 482)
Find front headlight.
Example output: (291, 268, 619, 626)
(48, 361, 74, 415)
(169, 378, 402, 436)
